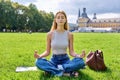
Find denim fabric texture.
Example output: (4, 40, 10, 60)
(35, 54, 85, 76)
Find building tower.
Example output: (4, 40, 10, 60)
(77, 8, 81, 24)
(81, 8, 89, 18)
(93, 13, 97, 19)
(78, 8, 81, 18)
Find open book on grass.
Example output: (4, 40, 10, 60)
(16, 66, 38, 72)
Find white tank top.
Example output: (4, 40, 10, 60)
(51, 30, 69, 55)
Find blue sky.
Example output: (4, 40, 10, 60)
(11, 0, 120, 23)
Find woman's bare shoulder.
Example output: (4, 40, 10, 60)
(47, 31, 54, 37)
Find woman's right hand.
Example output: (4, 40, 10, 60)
(76, 50, 86, 58)
(34, 50, 41, 58)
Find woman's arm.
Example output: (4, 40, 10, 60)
(68, 32, 77, 57)
(68, 32, 85, 58)
(34, 32, 52, 58)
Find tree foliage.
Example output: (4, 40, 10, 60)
(0, 0, 54, 32)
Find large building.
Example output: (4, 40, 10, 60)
(77, 8, 120, 32)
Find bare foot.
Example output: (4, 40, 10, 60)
(71, 72, 79, 77)
(63, 73, 70, 76)
(63, 72, 79, 77)
(80, 50, 86, 58)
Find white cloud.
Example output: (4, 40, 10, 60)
(33, 0, 59, 13)
(11, 0, 120, 23)
(68, 15, 77, 23)
(96, 13, 120, 19)
(89, 13, 120, 19)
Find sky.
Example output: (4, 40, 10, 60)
(11, 0, 120, 24)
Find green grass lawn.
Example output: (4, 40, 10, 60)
(0, 32, 120, 80)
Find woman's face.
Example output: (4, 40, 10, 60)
(55, 13, 66, 26)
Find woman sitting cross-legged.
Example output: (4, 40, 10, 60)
(34, 10, 86, 77)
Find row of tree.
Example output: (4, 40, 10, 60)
(0, 0, 54, 32)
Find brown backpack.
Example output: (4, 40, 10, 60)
(86, 50, 107, 71)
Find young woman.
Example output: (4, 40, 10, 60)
(34, 11, 85, 77)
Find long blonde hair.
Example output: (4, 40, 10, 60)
(50, 11, 69, 31)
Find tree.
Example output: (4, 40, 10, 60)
(0, 1, 54, 32)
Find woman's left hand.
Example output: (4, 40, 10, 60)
(76, 50, 86, 58)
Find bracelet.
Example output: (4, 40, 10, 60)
(75, 54, 80, 57)
(38, 55, 42, 58)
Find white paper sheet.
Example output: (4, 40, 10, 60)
(16, 66, 38, 72)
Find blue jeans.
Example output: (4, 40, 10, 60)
(35, 54, 85, 76)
